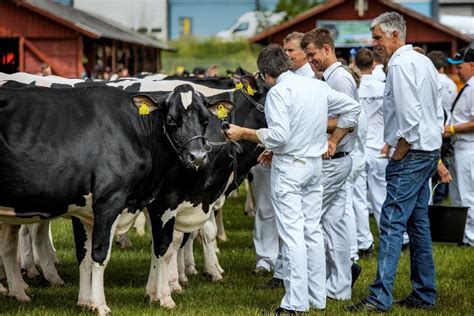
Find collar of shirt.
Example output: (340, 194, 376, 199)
(323, 62, 342, 81)
(388, 44, 413, 67)
(360, 74, 374, 81)
(294, 63, 312, 76)
(276, 70, 292, 84)
(466, 76, 474, 87)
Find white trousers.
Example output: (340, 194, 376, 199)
(453, 142, 474, 246)
(252, 164, 279, 271)
(271, 155, 325, 311)
(321, 156, 352, 300)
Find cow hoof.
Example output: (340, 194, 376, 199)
(135, 228, 146, 237)
(178, 274, 188, 285)
(22, 267, 40, 279)
(10, 291, 31, 302)
(160, 296, 176, 309)
(170, 282, 184, 294)
(185, 266, 198, 276)
(49, 277, 65, 286)
(77, 300, 92, 311)
(204, 271, 223, 282)
(0, 283, 7, 294)
(217, 234, 228, 242)
(93, 304, 112, 316)
(116, 233, 133, 249)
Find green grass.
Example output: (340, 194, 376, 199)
(1, 190, 473, 315)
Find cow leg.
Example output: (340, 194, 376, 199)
(177, 233, 191, 285)
(1, 224, 30, 301)
(45, 221, 59, 265)
(72, 217, 93, 309)
(168, 230, 184, 293)
(30, 222, 64, 286)
(146, 208, 176, 309)
(184, 232, 198, 276)
(200, 214, 224, 282)
(0, 235, 8, 294)
(134, 212, 147, 237)
(244, 178, 256, 217)
(19, 225, 40, 279)
(215, 208, 227, 242)
(89, 208, 122, 316)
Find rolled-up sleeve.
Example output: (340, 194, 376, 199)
(391, 64, 421, 144)
(256, 88, 290, 150)
(327, 86, 360, 129)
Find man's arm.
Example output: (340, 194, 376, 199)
(225, 125, 260, 143)
(391, 138, 411, 161)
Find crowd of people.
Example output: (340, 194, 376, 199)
(226, 11, 473, 314)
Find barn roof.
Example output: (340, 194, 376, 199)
(250, 0, 472, 45)
(16, 0, 174, 51)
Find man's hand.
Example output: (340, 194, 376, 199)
(437, 161, 452, 183)
(323, 140, 337, 159)
(258, 150, 273, 166)
(442, 124, 452, 139)
(392, 138, 411, 161)
(224, 124, 243, 141)
(380, 144, 391, 158)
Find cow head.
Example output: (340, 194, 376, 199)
(134, 84, 212, 169)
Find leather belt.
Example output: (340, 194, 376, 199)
(330, 151, 349, 159)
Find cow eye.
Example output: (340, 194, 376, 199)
(167, 116, 177, 126)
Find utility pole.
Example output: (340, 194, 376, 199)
(256, 0, 261, 11)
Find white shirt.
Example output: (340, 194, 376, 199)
(359, 74, 386, 150)
(256, 71, 360, 157)
(372, 63, 386, 82)
(451, 76, 474, 143)
(383, 45, 443, 151)
(294, 62, 314, 78)
(438, 73, 458, 123)
(323, 62, 361, 153)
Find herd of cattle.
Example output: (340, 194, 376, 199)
(0, 70, 268, 315)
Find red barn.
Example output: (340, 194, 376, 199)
(0, 0, 174, 78)
(250, 0, 472, 62)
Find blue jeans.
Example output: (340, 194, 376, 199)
(367, 150, 439, 311)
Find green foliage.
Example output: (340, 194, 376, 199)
(162, 37, 263, 75)
(276, 0, 325, 21)
(1, 189, 474, 315)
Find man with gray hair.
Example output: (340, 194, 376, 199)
(345, 12, 448, 312)
(283, 32, 314, 77)
(226, 44, 360, 313)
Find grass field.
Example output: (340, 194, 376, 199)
(1, 190, 473, 315)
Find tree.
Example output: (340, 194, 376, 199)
(276, 0, 325, 21)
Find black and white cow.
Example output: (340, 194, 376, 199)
(0, 83, 217, 315)
(143, 73, 268, 307)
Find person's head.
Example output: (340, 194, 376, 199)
(413, 46, 426, 55)
(283, 32, 307, 71)
(427, 50, 449, 73)
(355, 48, 374, 74)
(206, 64, 219, 77)
(448, 44, 474, 83)
(120, 68, 129, 78)
(40, 63, 52, 76)
(370, 12, 406, 59)
(257, 44, 293, 87)
(301, 28, 338, 73)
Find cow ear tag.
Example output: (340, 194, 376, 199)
(139, 102, 150, 115)
(216, 104, 228, 120)
(235, 82, 243, 90)
(246, 84, 255, 96)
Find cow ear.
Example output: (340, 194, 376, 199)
(208, 100, 234, 118)
(132, 95, 159, 115)
(240, 75, 258, 96)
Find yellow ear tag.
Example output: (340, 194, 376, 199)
(139, 102, 150, 115)
(235, 82, 243, 90)
(246, 85, 255, 96)
(216, 104, 228, 120)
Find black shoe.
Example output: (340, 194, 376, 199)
(344, 298, 388, 313)
(255, 277, 284, 290)
(358, 243, 374, 258)
(351, 262, 362, 288)
(274, 307, 304, 315)
(394, 295, 434, 310)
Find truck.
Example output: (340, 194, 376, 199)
(215, 11, 286, 40)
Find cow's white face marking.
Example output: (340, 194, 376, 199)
(180, 91, 193, 110)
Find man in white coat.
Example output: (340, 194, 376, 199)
(226, 44, 360, 313)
